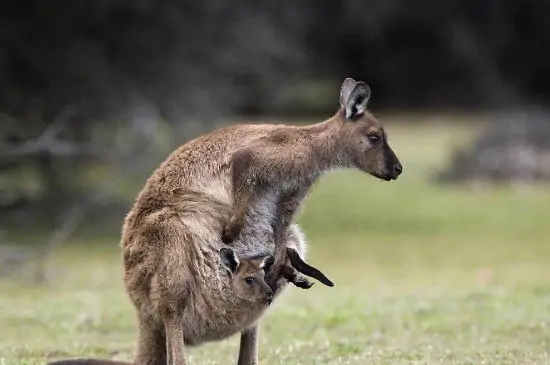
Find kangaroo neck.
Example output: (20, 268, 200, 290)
(297, 112, 351, 172)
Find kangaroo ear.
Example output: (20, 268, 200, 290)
(340, 77, 371, 120)
(220, 248, 240, 274)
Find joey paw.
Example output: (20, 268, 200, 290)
(293, 278, 314, 289)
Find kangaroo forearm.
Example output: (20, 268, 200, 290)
(231, 184, 255, 228)
(223, 148, 263, 243)
(272, 208, 294, 242)
(222, 182, 257, 244)
(272, 189, 306, 250)
(271, 219, 293, 273)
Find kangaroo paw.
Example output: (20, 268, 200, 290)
(292, 275, 314, 289)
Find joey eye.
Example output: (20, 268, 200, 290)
(367, 134, 381, 144)
(244, 277, 255, 285)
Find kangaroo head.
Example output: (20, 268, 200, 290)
(219, 248, 273, 305)
(336, 77, 402, 181)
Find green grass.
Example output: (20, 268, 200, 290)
(2, 118, 550, 364)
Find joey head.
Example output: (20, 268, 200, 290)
(220, 247, 273, 305)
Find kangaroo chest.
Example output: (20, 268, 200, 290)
(251, 186, 307, 225)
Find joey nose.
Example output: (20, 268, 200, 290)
(393, 163, 403, 176)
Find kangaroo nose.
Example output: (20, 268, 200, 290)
(393, 163, 403, 176)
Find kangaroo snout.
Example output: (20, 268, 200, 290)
(392, 162, 403, 178)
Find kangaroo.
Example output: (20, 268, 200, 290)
(46, 78, 400, 365)
(116, 77, 401, 365)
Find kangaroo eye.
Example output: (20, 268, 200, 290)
(245, 277, 255, 285)
(367, 134, 380, 144)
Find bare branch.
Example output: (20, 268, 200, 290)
(3, 140, 109, 158)
(0, 106, 113, 158)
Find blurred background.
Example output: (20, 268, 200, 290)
(1, 1, 550, 364)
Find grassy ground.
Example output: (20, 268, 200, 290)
(2, 116, 550, 364)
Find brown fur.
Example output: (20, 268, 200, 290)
(51, 78, 400, 365)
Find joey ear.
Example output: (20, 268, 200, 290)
(248, 255, 273, 271)
(340, 78, 371, 120)
(261, 255, 275, 271)
(256, 255, 273, 270)
(220, 248, 240, 273)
